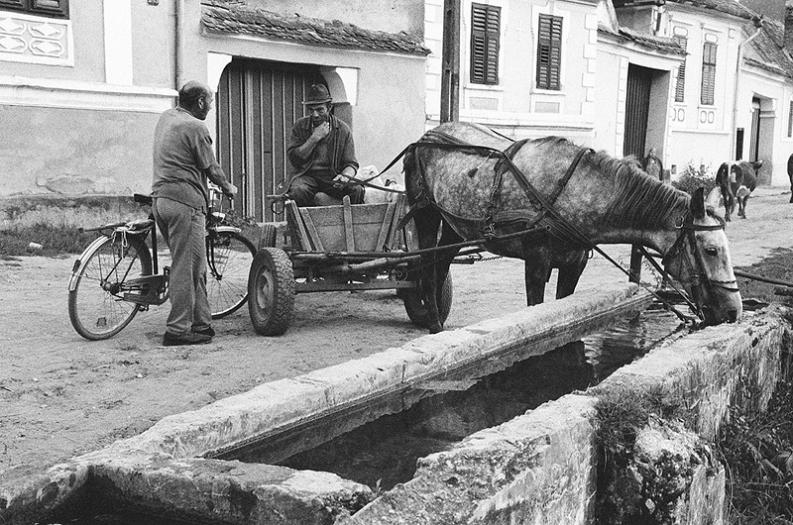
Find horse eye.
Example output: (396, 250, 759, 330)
(704, 247, 718, 256)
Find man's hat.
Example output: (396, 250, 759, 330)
(302, 84, 332, 105)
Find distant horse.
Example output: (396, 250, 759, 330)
(403, 122, 742, 333)
(715, 161, 760, 220)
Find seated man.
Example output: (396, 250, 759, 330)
(285, 84, 364, 206)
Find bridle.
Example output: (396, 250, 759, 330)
(645, 212, 740, 320)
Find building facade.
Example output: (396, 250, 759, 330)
(0, 0, 429, 221)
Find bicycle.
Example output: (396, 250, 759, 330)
(67, 188, 256, 340)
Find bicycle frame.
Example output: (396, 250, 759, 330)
(67, 214, 168, 307)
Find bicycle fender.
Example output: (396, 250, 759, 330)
(68, 236, 109, 292)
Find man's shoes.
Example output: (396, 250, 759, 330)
(162, 331, 212, 346)
(192, 326, 215, 337)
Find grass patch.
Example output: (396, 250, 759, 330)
(0, 224, 100, 256)
(718, 359, 793, 524)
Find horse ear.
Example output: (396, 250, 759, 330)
(691, 187, 706, 219)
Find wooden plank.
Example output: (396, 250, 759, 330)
(287, 201, 312, 251)
(374, 201, 397, 252)
(343, 195, 355, 251)
(385, 194, 407, 250)
(300, 212, 324, 252)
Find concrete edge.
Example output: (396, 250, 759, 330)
(100, 282, 649, 460)
(340, 306, 792, 524)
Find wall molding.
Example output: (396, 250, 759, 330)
(0, 76, 175, 113)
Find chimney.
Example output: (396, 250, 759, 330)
(787, 3, 793, 53)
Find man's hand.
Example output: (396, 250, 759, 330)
(310, 121, 330, 142)
(224, 183, 238, 198)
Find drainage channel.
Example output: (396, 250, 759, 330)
(221, 304, 683, 493)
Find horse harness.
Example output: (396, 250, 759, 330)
(409, 129, 595, 247)
(639, 212, 739, 319)
(406, 130, 738, 324)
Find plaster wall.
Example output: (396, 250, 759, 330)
(666, 9, 742, 168)
(737, 68, 793, 186)
(425, 0, 597, 139)
(0, 105, 158, 196)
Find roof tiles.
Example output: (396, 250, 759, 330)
(201, 3, 430, 56)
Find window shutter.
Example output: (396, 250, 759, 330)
(0, 0, 26, 9)
(31, 0, 68, 18)
(0, 0, 68, 18)
(470, 3, 500, 85)
(674, 36, 687, 103)
(701, 42, 717, 106)
(537, 14, 563, 90)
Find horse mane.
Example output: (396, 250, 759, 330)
(588, 149, 690, 229)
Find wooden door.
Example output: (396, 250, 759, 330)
(623, 64, 653, 158)
(216, 59, 325, 221)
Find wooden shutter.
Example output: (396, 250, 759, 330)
(536, 14, 563, 90)
(470, 3, 500, 85)
(0, 0, 68, 17)
(701, 42, 717, 106)
(673, 36, 687, 103)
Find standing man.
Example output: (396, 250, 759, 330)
(151, 81, 237, 346)
(285, 84, 363, 206)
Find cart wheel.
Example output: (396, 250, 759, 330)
(248, 247, 295, 336)
(258, 223, 277, 249)
(403, 273, 453, 328)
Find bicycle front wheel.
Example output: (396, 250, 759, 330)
(206, 228, 256, 319)
(68, 234, 152, 340)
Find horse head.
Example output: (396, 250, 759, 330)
(662, 187, 742, 324)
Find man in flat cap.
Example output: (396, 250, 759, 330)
(285, 84, 363, 206)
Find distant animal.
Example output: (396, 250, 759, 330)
(403, 121, 743, 333)
(787, 153, 793, 204)
(715, 160, 761, 220)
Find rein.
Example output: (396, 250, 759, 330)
(637, 213, 738, 322)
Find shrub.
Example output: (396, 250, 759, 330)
(671, 162, 717, 196)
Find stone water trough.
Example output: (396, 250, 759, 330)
(1, 282, 790, 524)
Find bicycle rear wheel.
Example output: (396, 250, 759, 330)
(68, 234, 152, 340)
(206, 228, 256, 319)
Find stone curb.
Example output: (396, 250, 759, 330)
(340, 307, 791, 524)
(98, 282, 649, 461)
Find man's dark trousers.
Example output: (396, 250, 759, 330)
(289, 173, 365, 206)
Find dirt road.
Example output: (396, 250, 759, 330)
(2, 188, 791, 481)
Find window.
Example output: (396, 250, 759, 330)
(536, 14, 563, 91)
(701, 42, 717, 106)
(673, 36, 687, 103)
(0, 0, 68, 18)
(788, 101, 793, 138)
(470, 3, 500, 85)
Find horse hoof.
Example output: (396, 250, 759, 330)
(429, 323, 443, 334)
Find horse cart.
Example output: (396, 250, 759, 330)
(247, 194, 453, 335)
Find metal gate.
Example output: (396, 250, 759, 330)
(216, 59, 325, 221)
(623, 64, 653, 158)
